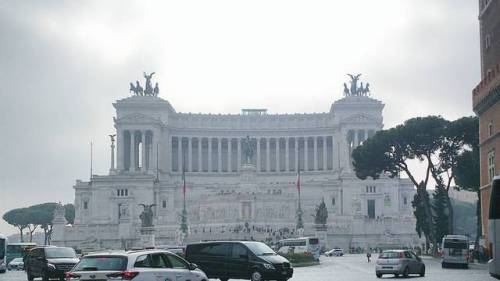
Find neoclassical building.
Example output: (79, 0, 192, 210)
(52, 77, 420, 251)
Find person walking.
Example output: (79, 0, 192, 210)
(367, 250, 372, 262)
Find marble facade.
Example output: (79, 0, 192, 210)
(52, 92, 421, 251)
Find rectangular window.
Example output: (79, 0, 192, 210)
(403, 197, 407, 205)
(489, 121, 494, 137)
(367, 199, 375, 219)
(84, 201, 88, 209)
(488, 150, 496, 183)
(162, 200, 167, 208)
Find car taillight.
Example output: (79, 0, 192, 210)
(106, 271, 139, 280)
(65, 272, 81, 280)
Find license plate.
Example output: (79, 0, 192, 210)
(282, 271, 287, 274)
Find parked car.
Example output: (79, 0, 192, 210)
(7, 257, 24, 270)
(185, 241, 293, 281)
(66, 249, 207, 281)
(375, 250, 425, 278)
(325, 248, 344, 257)
(24, 246, 79, 281)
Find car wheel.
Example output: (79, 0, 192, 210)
(464, 264, 469, 269)
(403, 267, 410, 278)
(251, 270, 263, 281)
(442, 262, 447, 268)
(420, 265, 425, 277)
(394, 273, 399, 277)
(376, 272, 382, 278)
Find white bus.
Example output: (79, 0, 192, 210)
(0, 234, 6, 273)
(488, 176, 500, 279)
(441, 234, 469, 268)
(277, 237, 321, 260)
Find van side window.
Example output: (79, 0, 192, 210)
(200, 243, 228, 257)
(231, 244, 248, 259)
(134, 254, 152, 268)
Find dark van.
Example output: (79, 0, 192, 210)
(24, 246, 79, 281)
(185, 241, 293, 281)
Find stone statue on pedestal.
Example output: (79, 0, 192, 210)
(139, 204, 156, 227)
(242, 135, 255, 164)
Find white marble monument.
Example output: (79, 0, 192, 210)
(52, 74, 421, 251)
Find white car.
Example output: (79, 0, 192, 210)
(325, 248, 344, 256)
(7, 258, 24, 270)
(66, 249, 208, 281)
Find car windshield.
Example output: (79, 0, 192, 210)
(379, 252, 401, 259)
(244, 242, 276, 256)
(45, 248, 77, 258)
(73, 256, 128, 271)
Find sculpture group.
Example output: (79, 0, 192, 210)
(130, 72, 159, 96)
(343, 73, 371, 97)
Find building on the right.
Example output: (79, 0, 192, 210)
(473, 0, 500, 247)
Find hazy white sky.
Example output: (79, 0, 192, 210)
(0, 0, 480, 235)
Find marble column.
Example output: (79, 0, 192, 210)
(304, 137, 309, 171)
(130, 131, 135, 171)
(217, 138, 222, 173)
(188, 137, 193, 172)
(285, 138, 290, 172)
(208, 138, 212, 172)
(227, 138, 232, 172)
(141, 131, 147, 172)
(110, 135, 115, 173)
(323, 136, 328, 171)
(198, 137, 202, 172)
(275, 138, 280, 172)
(237, 138, 241, 171)
(117, 130, 124, 171)
(295, 137, 299, 170)
(265, 138, 270, 172)
(313, 136, 318, 171)
(256, 138, 261, 171)
(354, 131, 359, 147)
(178, 137, 182, 172)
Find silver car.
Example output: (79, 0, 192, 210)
(7, 258, 24, 270)
(375, 250, 425, 278)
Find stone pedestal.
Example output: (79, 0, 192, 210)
(140, 227, 155, 248)
(240, 164, 258, 193)
(315, 224, 328, 250)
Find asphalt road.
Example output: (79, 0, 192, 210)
(0, 254, 494, 281)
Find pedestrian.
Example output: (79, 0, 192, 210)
(367, 250, 372, 263)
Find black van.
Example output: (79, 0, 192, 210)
(185, 241, 293, 281)
(24, 246, 79, 281)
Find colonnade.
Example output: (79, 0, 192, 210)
(171, 136, 339, 173)
(119, 130, 155, 172)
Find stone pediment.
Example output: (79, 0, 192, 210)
(340, 113, 379, 124)
(115, 113, 162, 125)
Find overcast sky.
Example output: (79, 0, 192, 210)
(0, 0, 480, 235)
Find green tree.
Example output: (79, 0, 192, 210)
(452, 117, 480, 242)
(2, 208, 29, 242)
(412, 184, 432, 250)
(64, 204, 75, 225)
(353, 116, 448, 253)
(432, 185, 449, 243)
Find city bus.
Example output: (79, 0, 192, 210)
(441, 234, 469, 268)
(0, 235, 6, 273)
(6, 242, 36, 265)
(277, 237, 321, 260)
(489, 176, 500, 279)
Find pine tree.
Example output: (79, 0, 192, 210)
(432, 185, 449, 243)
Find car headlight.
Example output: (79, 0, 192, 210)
(47, 263, 56, 270)
(263, 263, 275, 270)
